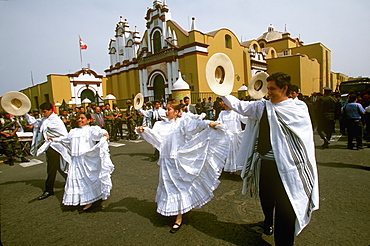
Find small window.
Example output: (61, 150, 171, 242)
(260, 43, 265, 48)
(44, 94, 50, 103)
(225, 34, 232, 49)
(34, 96, 39, 108)
(253, 44, 258, 52)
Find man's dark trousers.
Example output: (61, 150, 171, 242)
(45, 147, 67, 193)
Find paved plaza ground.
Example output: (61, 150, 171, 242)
(0, 132, 369, 245)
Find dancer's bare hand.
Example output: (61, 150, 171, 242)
(209, 122, 220, 129)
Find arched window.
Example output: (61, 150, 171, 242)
(126, 40, 133, 47)
(271, 50, 275, 58)
(253, 44, 258, 52)
(80, 89, 95, 103)
(153, 31, 162, 53)
(109, 47, 116, 55)
(260, 42, 265, 48)
(225, 34, 232, 49)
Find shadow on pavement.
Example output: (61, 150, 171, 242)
(102, 197, 167, 227)
(317, 162, 370, 171)
(111, 152, 152, 159)
(188, 210, 271, 246)
(315, 144, 349, 150)
(102, 197, 271, 245)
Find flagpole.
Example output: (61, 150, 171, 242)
(79, 35, 83, 69)
(30, 71, 34, 86)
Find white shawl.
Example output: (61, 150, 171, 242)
(222, 95, 319, 235)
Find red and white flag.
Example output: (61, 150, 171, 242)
(79, 37, 87, 50)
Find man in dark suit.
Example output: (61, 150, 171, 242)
(195, 98, 202, 114)
(91, 106, 105, 128)
(182, 96, 197, 114)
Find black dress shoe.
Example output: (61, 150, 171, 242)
(4, 158, 14, 166)
(38, 192, 53, 200)
(263, 225, 273, 235)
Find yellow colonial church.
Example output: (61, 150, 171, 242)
(105, 0, 347, 105)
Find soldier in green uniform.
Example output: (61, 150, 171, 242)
(70, 107, 80, 129)
(0, 111, 29, 165)
(124, 100, 138, 140)
(32, 109, 42, 119)
(112, 103, 123, 141)
(18, 114, 32, 132)
(90, 102, 97, 113)
(68, 107, 74, 117)
(136, 106, 144, 127)
(103, 103, 115, 138)
(59, 108, 72, 131)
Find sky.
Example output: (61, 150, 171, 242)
(1, 0, 369, 97)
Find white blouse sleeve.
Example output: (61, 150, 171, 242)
(52, 132, 72, 145)
(90, 126, 108, 141)
(138, 123, 163, 150)
(24, 114, 42, 127)
(180, 114, 209, 138)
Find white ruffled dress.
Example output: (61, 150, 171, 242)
(216, 110, 248, 172)
(56, 125, 114, 206)
(139, 113, 229, 216)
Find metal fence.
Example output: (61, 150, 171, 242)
(115, 91, 246, 108)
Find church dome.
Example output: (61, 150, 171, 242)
(104, 94, 116, 100)
(257, 24, 283, 42)
(172, 70, 190, 91)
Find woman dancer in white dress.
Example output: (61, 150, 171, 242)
(216, 98, 248, 174)
(137, 102, 229, 233)
(49, 113, 114, 211)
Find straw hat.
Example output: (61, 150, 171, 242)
(248, 72, 269, 99)
(1, 91, 31, 116)
(205, 53, 235, 96)
(133, 93, 144, 110)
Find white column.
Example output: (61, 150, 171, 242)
(139, 69, 143, 94)
(167, 62, 173, 92)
